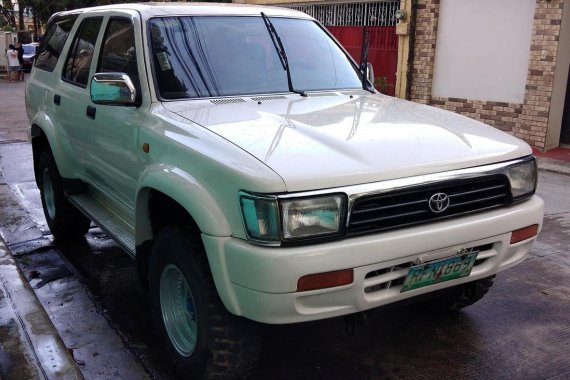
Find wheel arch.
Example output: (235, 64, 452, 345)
(30, 114, 76, 183)
(134, 166, 236, 311)
(31, 124, 49, 186)
(135, 165, 232, 245)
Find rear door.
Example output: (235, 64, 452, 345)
(55, 16, 104, 175)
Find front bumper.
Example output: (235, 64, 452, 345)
(202, 195, 544, 324)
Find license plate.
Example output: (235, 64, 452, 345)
(400, 251, 479, 293)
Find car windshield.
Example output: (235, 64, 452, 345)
(23, 45, 36, 54)
(149, 16, 363, 99)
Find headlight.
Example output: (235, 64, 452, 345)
(281, 196, 345, 240)
(506, 159, 537, 199)
(239, 192, 346, 245)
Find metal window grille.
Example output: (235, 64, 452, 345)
(283, 1, 401, 27)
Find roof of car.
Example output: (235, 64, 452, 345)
(55, 2, 312, 20)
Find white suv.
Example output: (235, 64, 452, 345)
(25, 3, 544, 378)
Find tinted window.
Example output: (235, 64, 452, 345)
(149, 16, 361, 99)
(98, 18, 139, 85)
(35, 14, 79, 72)
(63, 17, 103, 87)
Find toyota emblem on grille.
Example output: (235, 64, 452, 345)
(428, 193, 450, 213)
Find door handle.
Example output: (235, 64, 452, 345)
(53, 94, 61, 105)
(86, 106, 96, 119)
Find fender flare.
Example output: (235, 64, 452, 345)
(135, 164, 232, 245)
(30, 112, 76, 179)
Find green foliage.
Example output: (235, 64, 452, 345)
(21, 0, 232, 28)
(374, 75, 394, 95)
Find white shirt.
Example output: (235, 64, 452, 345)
(6, 49, 19, 67)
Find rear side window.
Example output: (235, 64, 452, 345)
(63, 17, 103, 87)
(35, 14, 79, 72)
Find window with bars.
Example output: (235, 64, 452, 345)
(283, 1, 401, 27)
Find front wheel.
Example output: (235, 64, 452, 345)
(149, 226, 262, 379)
(38, 149, 91, 241)
(447, 275, 495, 311)
(425, 275, 496, 312)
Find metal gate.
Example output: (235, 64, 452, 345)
(285, 1, 400, 95)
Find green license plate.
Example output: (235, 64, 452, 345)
(400, 251, 479, 293)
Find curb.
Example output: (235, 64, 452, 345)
(536, 157, 570, 176)
(0, 237, 84, 380)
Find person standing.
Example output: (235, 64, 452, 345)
(5, 44, 19, 82)
(15, 42, 24, 81)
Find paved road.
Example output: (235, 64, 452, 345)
(0, 80, 569, 379)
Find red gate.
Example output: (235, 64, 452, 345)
(285, 1, 400, 96)
(327, 26, 398, 96)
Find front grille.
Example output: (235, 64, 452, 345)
(348, 175, 510, 236)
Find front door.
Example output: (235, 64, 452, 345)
(83, 16, 147, 211)
(560, 67, 570, 145)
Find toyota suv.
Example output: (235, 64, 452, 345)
(25, 3, 544, 378)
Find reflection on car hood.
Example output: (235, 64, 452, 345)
(163, 92, 531, 192)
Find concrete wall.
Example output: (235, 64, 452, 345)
(410, 0, 566, 150)
(432, 0, 535, 103)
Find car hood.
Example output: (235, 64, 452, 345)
(163, 92, 531, 192)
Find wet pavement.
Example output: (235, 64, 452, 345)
(0, 238, 83, 380)
(1, 79, 569, 379)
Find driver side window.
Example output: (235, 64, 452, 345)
(98, 18, 139, 86)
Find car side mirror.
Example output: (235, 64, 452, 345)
(90, 72, 137, 106)
(366, 62, 375, 86)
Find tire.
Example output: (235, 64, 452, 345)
(149, 226, 262, 379)
(38, 149, 91, 241)
(447, 275, 495, 311)
(426, 275, 496, 312)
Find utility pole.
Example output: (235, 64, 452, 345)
(18, 0, 23, 30)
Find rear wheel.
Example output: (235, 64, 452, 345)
(149, 226, 262, 379)
(38, 149, 91, 241)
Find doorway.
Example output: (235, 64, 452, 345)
(561, 68, 570, 145)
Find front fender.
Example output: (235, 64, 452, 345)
(135, 164, 232, 245)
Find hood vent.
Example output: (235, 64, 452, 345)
(251, 95, 287, 101)
(210, 98, 246, 105)
(340, 90, 365, 96)
(307, 92, 338, 97)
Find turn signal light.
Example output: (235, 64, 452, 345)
(297, 269, 353, 292)
(510, 224, 539, 244)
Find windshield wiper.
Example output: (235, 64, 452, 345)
(261, 12, 307, 97)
